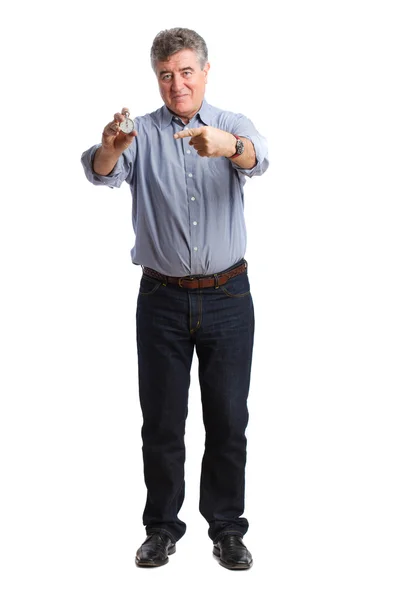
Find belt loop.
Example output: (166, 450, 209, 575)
(244, 259, 248, 272)
(162, 275, 168, 286)
(214, 274, 219, 289)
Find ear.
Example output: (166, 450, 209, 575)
(203, 62, 210, 82)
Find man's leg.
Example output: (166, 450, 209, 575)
(136, 275, 195, 543)
(195, 269, 254, 543)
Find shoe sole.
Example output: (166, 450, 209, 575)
(135, 544, 176, 567)
(212, 547, 252, 570)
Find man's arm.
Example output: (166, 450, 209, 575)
(174, 126, 256, 169)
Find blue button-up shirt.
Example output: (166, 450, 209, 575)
(81, 99, 269, 276)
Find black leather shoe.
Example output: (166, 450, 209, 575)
(213, 535, 253, 570)
(135, 533, 176, 567)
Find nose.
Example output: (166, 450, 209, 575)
(171, 73, 184, 93)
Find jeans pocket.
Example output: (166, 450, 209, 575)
(219, 272, 251, 298)
(139, 275, 163, 296)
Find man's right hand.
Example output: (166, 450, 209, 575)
(101, 107, 137, 153)
(93, 108, 137, 176)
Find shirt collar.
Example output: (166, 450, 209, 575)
(160, 98, 212, 129)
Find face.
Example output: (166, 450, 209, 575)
(155, 48, 210, 122)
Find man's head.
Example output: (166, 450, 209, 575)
(151, 28, 210, 122)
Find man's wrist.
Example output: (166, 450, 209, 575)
(225, 132, 238, 158)
(93, 146, 122, 176)
(97, 145, 122, 162)
(228, 135, 245, 160)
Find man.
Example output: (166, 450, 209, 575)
(81, 27, 269, 570)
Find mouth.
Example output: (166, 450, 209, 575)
(172, 94, 189, 100)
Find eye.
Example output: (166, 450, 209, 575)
(162, 74, 172, 81)
(183, 71, 192, 77)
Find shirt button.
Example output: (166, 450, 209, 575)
(191, 196, 195, 201)
(193, 221, 197, 226)
(188, 173, 193, 178)
(193, 247, 198, 251)
(186, 150, 191, 154)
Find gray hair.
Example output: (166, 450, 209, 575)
(150, 28, 208, 72)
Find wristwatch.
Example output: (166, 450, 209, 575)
(229, 135, 245, 159)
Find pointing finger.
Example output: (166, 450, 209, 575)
(174, 127, 203, 140)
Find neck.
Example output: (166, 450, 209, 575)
(167, 102, 203, 124)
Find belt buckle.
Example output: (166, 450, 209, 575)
(178, 276, 194, 288)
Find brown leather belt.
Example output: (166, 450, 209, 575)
(142, 260, 247, 290)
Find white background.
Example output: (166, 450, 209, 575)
(1, 0, 393, 598)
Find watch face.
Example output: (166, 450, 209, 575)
(236, 139, 245, 155)
(120, 117, 134, 134)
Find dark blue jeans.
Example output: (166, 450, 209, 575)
(136, 259, 254, 543)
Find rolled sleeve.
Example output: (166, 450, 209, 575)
(227, 114, 269, 178)
(80, 144, 131, 189)
(233, 133, 269, 178)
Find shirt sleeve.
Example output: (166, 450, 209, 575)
(230, 114, 269, 178)
(80, 144, 134, 189)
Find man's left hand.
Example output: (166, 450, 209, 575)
(174, 126, 236, 158)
